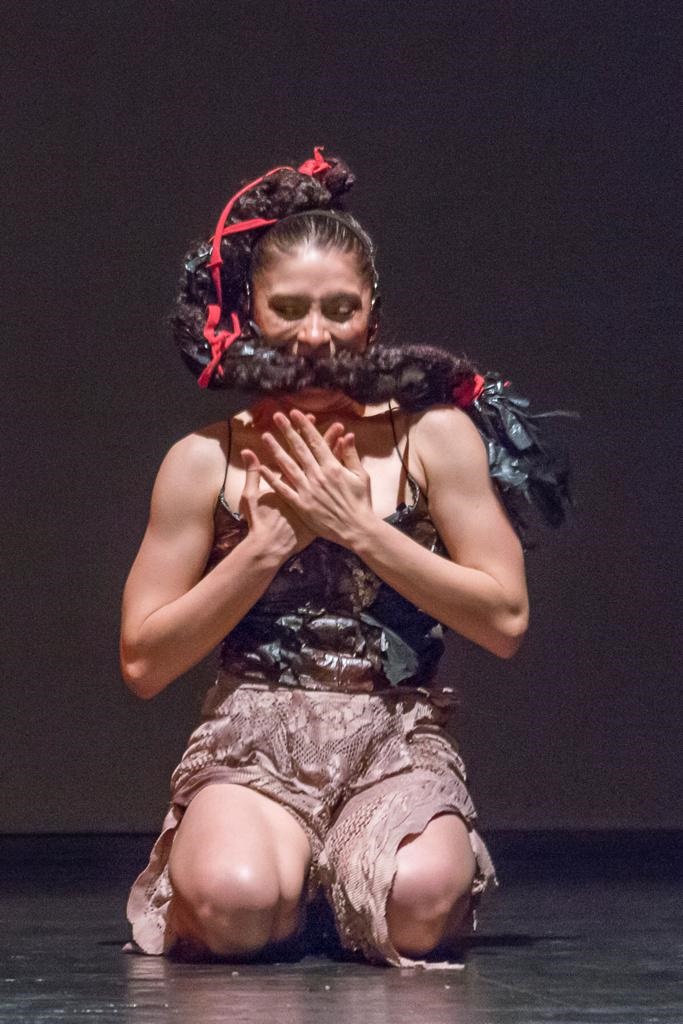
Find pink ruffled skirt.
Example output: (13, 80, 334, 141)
(125, 670, 497, 968)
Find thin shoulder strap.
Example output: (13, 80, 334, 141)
(387, 402, 419, 493)
(220, 418, 232, 495)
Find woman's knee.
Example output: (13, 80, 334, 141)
(167, 784, 311, 956)
(177, 861, 282, 955)
(386, 887, 473, 957)
(386, 814, 476, 956)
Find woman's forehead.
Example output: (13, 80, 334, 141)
(254, 244, 367, 292)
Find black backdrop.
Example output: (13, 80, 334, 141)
(2, 0, 680, 832)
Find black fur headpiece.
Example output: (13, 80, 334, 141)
(179, 333, 578, 550)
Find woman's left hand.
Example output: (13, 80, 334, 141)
(258, 408, 375, 546)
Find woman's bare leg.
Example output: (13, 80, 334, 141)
(167, 783, 312, 957)
(385, 812, 476, 958)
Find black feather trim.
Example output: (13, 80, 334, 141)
(467, 372, 579, 549)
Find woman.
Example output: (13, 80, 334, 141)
(121, 148, 572, 968)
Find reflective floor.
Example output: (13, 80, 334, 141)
(0, 832, 680, 1023)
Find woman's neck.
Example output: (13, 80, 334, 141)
(239, 390, 394, 430)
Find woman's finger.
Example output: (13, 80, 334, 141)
(240, 449, 262, 497)
(261, 431, 309, 486)
(275, 409, 338, 469)
(271, 411, 321, 471)
(291, 408, 342, 467)
(258, 462, 300, 507)
(339, 433, 364, 473)
(323, 421, 347, 452)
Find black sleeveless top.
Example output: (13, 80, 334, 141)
(202, 406, 452, 694)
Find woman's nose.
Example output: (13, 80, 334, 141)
(296, 309, 331, 347)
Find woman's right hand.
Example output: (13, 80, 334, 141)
(240, 416, 346, 559)
(239, 449, 314, 557)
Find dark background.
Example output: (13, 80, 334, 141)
(2, 0, 680, 833)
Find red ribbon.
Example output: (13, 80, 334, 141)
(297, 145, 333, 177)
(452, 373, 486, 408)
(198, 311, 241, 388)
(197, 146, 332, 388)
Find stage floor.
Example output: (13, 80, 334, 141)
(0, 832, 680, 1023)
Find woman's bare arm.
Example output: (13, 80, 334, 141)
(119, 432, 292, 700)
(347, 406, 529, 657)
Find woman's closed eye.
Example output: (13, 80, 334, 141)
(272, 299, 308, 320)
(269, 294, 362, 322)
(323, 298, 360, 321)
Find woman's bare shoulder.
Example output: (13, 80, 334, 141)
(411, 403, 482, 438)
(152, 420, 234, 502)
(409, 404, 488, 482)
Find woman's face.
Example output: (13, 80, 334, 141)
(251, 244, 373, 356)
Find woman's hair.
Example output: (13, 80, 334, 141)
(251, 209, 377, 294)
(167, 149, 576, 546)
(168, 150, 480, 407)
(170, 156, 380, 387)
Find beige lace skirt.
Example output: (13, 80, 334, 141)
(125, 670, 498, 969)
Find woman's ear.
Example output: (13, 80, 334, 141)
(366, 322, 379, 347)
(366, 291, 381, 345)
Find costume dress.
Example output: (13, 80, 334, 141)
(125, 409, 498, 968)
